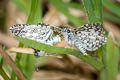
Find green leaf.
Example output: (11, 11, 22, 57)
(105, 36, 119, 80)
(10, 43, 24, 80)
(11, 0, 30, 14)
(82, 0, 96, 23)
(102, 0, 120, 17)
(103, 12, 120, 24)
(49, 0, 85, 26)
(92, 0, 103, 24)
(27, 0, 42, 24)
(55, 0, 120, 25)
(11, 0, 43, 80)
(24, 0, 42, 79)
(0, 67, 10, 80)
(50, 1, 83, 10)
(99, 69, 108, 80)
(15, 36, 104, 70)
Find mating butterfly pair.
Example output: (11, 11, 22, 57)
(9, 23, 107, 56)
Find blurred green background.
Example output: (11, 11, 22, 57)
(0, 0, 120, 80)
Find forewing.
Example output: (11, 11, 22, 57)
(10, 23, 54, 43)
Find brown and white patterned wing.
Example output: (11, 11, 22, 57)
(74, 23, 107, 51)
(9, 23, 61, 57)
(9, 23, 61, 45)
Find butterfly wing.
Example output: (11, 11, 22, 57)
(10, 23, 62, 57)
(74, 23, 107, 51)
(9, 23, 61, 45)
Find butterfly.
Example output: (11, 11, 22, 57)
(9, 23, 61, 57)
(57, 23, 107, 55)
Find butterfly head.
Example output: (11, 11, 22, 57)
(57, 26, 73, 34)
(56, 26, 75, 44)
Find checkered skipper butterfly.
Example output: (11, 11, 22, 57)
(9, 23, 61, 57)
(58, 23, 107, 55)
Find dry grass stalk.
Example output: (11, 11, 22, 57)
(0, 45, 26, 80)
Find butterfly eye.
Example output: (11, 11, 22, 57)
(67, 30, 70, 33)
(75, 31, 77, 34)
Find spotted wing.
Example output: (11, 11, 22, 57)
(74, 23, 107, 51)
(9, 23, 61, 45)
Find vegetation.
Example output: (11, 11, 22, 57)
(0, 0, 120, 80)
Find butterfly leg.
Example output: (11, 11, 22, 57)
(33, 49, 45, 57)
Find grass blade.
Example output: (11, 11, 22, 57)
(24, 0, 42, 79)
(11, 0, 42, 79)
(0, 46, 26, 80)
(10, 43, 24, 80)
(54, 0, 120, 25)
(49, 0, 85, 26)
(27, 0, 42, 24)
(0, 67, 10, 80)
(102, 0, 120, 17)
(15, 36, 104, 70)
(103, 12, 120, 24)
(64, 2, 83, 10)
(82, 0, 96, 23)
(11, 0, 30, 14)
(92, 0, 103, 24)
(105, 36, 119, 80)
(0, 58, 10, 80)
